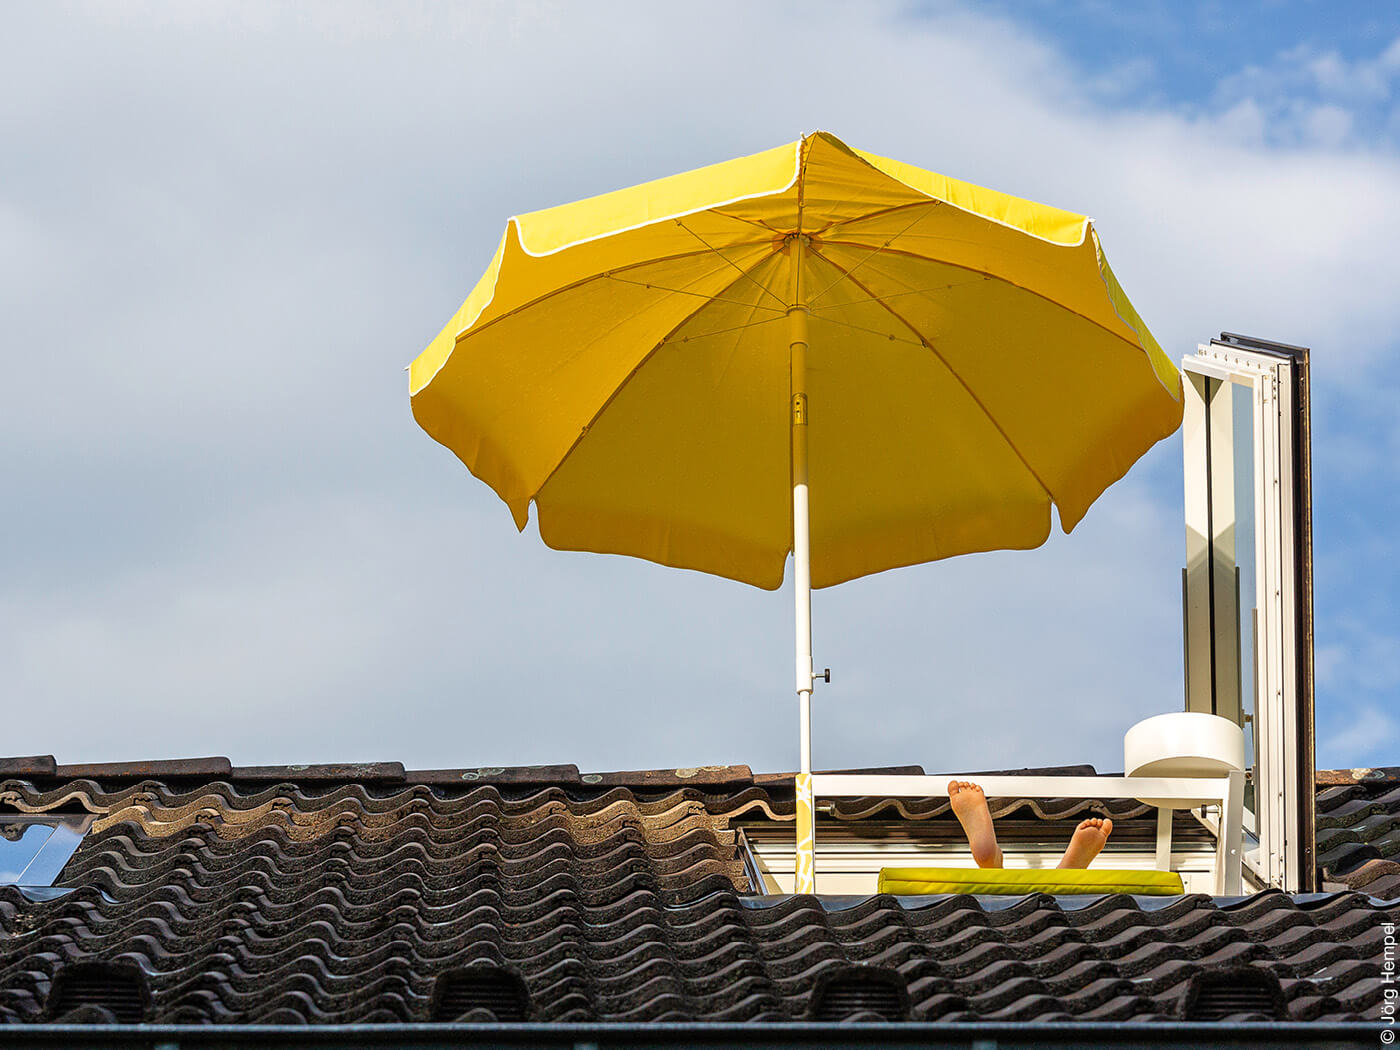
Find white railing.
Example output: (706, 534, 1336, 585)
(807, 771, 1245, 895)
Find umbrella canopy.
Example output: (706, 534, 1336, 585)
(410, 131, 1181, 591)
(410, 131, 1183, 892)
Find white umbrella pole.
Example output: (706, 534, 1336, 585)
(788, 235, 816, 894)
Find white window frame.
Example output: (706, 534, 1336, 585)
(739, 817, 1225, 896)
(803, 772, 1244, 894)
(1181, 335, 1315, 892)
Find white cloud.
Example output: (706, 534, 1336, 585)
(1316, 619, 1400, 698)
(1321, 705, 1400, 768)
(1210, 34, 1400, 149)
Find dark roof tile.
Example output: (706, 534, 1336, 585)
(1316, 768, 1400, 786)
(0, 765, 1395, 1026)
(592, 766, 754, 788)
(52, 758, 232, 779)
(229, 762, 405, 783)
(1339, 860, 1400, 898)
(405, 765, 581, 786)
(1316, 776, 1400, 893)
(0, 757, 56, 777)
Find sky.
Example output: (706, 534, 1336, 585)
(2, 1, 1397, 777)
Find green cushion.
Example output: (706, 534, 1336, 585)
(877, 866, 1185, 896)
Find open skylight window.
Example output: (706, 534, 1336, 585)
(1182, 333, 1315, 892)
(0, 814, 94, 889)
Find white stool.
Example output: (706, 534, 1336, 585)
(1125, 712, 1246, 885)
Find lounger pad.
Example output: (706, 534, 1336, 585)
(877, 866, 1185, 895)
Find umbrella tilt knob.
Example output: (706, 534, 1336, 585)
(813, 668, 831, 685)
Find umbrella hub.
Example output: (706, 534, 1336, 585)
(783, 233, 813, 315)
(779, 231, 814, 268)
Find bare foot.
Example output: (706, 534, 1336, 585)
(948, 780, 1002, 868)
(1057, 817, 1114, 869)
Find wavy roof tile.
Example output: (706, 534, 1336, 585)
(0, 759, 1394, 1028)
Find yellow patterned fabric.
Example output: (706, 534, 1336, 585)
(410, 131, 1182, 590)
(877, 867, 1185, 896)
(794, 772, 815, 894)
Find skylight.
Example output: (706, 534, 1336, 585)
(0, 814, 93, 887)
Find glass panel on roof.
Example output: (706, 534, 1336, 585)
(1231, 380, 1258, 825)
(0, 815, 93, 887)
(0, 821, 56, 883)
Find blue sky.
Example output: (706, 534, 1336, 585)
(983, 2, 1396, 104)
(974, 1, 1400, 156)
(2, 1, 1397, 776)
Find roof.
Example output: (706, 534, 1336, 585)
(1315, 767, 1400, 897)
(0, 757, 1394, 1029)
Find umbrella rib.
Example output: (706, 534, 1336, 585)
(814, 239, 1147, 356)
(675, 218, 789, 309)
(448, 242, 773, 345)
(810, 247, 1058, 506)
(707, 207, 788, 236)
(808, 312, 926, 347)
(530, 247, 784, 501)
(805, 205, 941, 308)
(809, 277, 989, 311)
(809, 198, 933, 237)
(674, 314, 787, 343)
(797, 137, 809, 241)
(603, 272, 786, 313)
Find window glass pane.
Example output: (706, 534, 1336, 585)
(0, 822, 54, 883)
(1232, 381, 1258, 824)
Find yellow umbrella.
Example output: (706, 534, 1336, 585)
(410, 131, 1182, 892)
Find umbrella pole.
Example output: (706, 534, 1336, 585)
(788, 234, 817, 895)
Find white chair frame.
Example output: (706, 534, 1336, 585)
(808, 771, 1246, 895)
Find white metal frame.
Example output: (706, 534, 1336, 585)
(1182, 340, 1307, 890)
(808, 773, 1245, 895)
(742, 818, 1224, 895)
